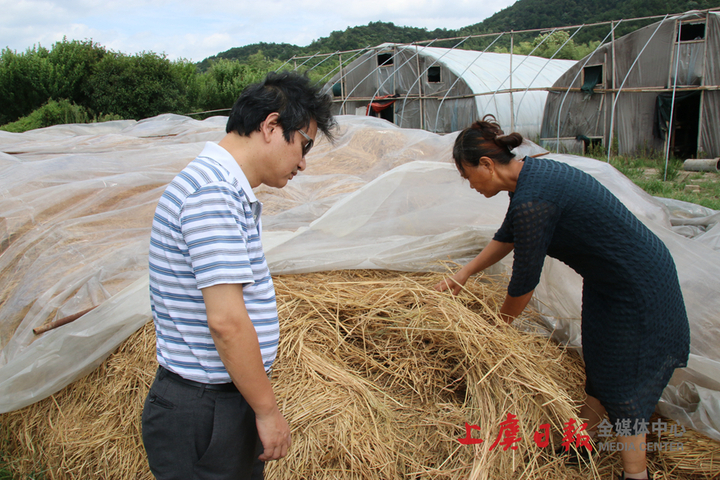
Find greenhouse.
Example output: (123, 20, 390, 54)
(323, 43, 576, 138)
(540, 9, 720, 158)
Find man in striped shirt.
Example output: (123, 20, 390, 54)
(142, 72, 336, 480)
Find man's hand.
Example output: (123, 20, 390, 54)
(255, 407, 292, 461)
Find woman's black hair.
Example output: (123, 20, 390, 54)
(453, 115, 523, 174)
(226, 71, 336, 142)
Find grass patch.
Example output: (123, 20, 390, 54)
(0, 469, 45, 480)
(0, 452, 46, 480)
(584, 149, 720, 211)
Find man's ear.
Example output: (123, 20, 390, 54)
(259, 112, 281, 143)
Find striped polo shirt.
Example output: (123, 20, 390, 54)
(149, 142, 279, 383)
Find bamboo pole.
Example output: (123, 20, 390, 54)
(33, 306, 97, 335)
(664, 21, 683, 180)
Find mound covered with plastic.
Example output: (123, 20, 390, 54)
(0, 114, 719, 449)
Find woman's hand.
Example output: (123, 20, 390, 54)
(435, 241, 513, 296)
(434, 271, 469, 295)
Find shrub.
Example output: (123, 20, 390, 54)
(0, 99, 90, 132)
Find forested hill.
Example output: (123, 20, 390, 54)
(199, 0, 719, 70)
(460, 0, 720, 43)
(467, 0, 718, 33)
(197, 22, 455, 71)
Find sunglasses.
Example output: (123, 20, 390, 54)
(297, 129, 314, 157)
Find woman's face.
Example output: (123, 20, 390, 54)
(459, 157, 499, 198)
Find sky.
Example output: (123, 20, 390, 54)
(1, 0, 516, 63)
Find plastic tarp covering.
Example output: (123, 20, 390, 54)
(325, 44, 575, 137)
(671, 41, 704, 87)
(1, 114, 719, 442)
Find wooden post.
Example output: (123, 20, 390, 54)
(609, 21, 616, 155)
(696, 16, 709, 156)
(664, 20, 681, 179)
(416, 44, 424, 130)
(510, 30, 515, 132)
(601, 50, 608, 144)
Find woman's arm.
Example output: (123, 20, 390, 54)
(434, 239, 514, 295)
(498, 289, 534, 324)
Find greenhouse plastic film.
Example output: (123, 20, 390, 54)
(0, 114, 719, 441)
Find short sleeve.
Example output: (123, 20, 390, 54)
(180, 183, 255, 289)
(506, 199, 561, 297)
(493, 210, 515, 244)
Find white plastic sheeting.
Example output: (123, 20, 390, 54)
(1, 114, 719, 442)
(419, 48, 576, 137)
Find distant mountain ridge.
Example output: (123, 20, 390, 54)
(196, 22, 455, 70)
(198, 0, 720, 69)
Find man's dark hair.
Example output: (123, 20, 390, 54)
(226, 71, 336, 142)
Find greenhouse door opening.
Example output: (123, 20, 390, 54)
(377, 104, 394, 123)
(367, 94, 398, 124)
(669, 95, 701, 159)
(655, 91, 701, 159)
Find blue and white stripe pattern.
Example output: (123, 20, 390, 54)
(149, 142, 278, 383)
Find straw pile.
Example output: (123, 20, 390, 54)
(1, 270, 718, 479)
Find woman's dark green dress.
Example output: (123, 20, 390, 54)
(494, 157, 690, 425)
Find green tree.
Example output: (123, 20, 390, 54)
(85, 51, 192, 120)
(0, 39, 107, 125)
(493, 30, 601, 60)
(0, 46, 53, 124)
(198, 21, 456, 69)
(193, 57, 267, 112)
(47, 38, 106, 108)
(198, 42, 302, 72)
(529, 31, 581, 59)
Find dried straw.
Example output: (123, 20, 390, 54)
(1, 270, 718, 479)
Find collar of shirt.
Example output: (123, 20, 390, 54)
(199, 142, 258, 203)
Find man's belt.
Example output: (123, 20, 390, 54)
(160, 366, 238, 392)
